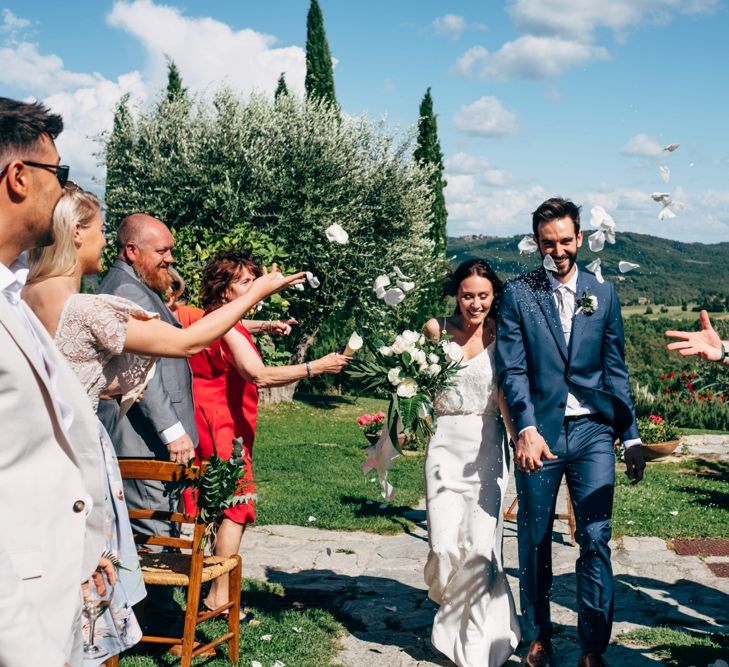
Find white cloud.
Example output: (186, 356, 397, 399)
(432, 14, 468, 40)
(445, 152, 492, 175)
(107, 0, 306, 97)
(2, 8, 31, 35)
(620, 133, 664, 159)
(509, 0, 720, 42)
(453, 96, 518, 137)
(453, 36, 609, 80)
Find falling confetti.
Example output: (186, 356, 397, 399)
(518, 235, 538, 254)
(659, 165, 670, 183)
(305, 272, 320, 288)
(542, 255, 557, 272)
(618, 261, 640, 273)
(324, 223, 349, 244)
(663, 143, 680, 152)
(586, 258, 604, 284)
(383, 288, 406, 306)
(307, 515, 317, 523)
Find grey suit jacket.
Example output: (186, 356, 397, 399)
(97, 260, 199, 457)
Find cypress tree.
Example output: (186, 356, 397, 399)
(304, 0, 337, 106)
(414, 88, 447, 257)
(165, 58, 187, 103)
(275, 72, 289, 100)
(105, 93, 136, 231)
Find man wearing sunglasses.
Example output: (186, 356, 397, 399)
(0, 97, 107, 667)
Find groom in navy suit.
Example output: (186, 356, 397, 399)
(496, 198, 645, 667)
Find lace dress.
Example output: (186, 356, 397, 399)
(54, 293, 156, 664)
(424, 333, 520, 667)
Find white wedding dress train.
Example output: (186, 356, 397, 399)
(424, 342, 520, 667)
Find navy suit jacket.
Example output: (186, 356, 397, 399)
(495, 267, 640, 449)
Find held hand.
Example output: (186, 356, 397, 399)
(666, 310, 723, 361)
(313, 352, 352, 375)
(81, 558, 116, 601)
(167, 433, 195, 464)
(269, 318, 299, 336)
(515, 428, 557, 472)
(252, 264, 307, 299)
(624, 445, 646, 484)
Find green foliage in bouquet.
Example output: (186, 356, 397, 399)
(347, 330, 464, 452)
(167, 437, 255, 548)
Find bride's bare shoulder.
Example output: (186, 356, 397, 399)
(423, 317, 442, 341)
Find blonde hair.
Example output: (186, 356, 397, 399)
(27, 182, 101, 284)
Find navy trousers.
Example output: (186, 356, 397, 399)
(515, 414, 615, 655)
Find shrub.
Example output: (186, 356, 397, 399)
(637, 414, 680, 444)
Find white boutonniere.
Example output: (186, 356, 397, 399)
(576, 291, 598, 316)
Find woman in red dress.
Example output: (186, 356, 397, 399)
(179, 250, 350, 613)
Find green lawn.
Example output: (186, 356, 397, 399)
(617, 626, 729, 666)
(622, 303, 729, 320)
(119, 579, 345, 666)
(613, 458, 729, 538)
(254, 395, 426, 534)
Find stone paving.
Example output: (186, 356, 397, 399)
(242, 439, 729, 666)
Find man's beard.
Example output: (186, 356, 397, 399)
(135, 260, 173, 294)
(546, 251, 577, 277)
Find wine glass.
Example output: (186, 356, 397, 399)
(82, 569, 114, 659)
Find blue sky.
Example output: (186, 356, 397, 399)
(2, 0, 728, 242)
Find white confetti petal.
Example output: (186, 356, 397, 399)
(663, 143, 680, 152)
(305, 272, 320, 289)
(542, 254, 558, 272)
(374, 286, 387, 299)
(307, 515, 317, 523)
(651, 192, 672, 204)
(260, 634, 273, 641)
(658, 207, 676, 221)
(518, 235, 538, 254)
(373, 274, 391, 291)
(324, 223, 349, 244)
(294, 283, 305, 291)
(588, 230, 606, 253)
(669, 510, 678, 516)
(379, 502, 389, 509)
(618, 261, 640, 273)
(365, 500, 374, 504)
(385, 605, 398, 612)
(589, 206, 615, 230)
(252, 662, 264, 667)
(659, 165, 670, 183)
(586, 258, 604, 284)
(272, 662, 286, 667)
(383, 288, 406, 306)
(291, 627, 302, 633)
(396, 279, 415, 292)
(392, 265, 410, 280)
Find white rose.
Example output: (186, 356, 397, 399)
(379, 346, 394, 357)
(391, 336, 407, 355)
(428, 352, 440, 364)
(410, 348, 427, 368)
(396, 377, 418, 398)
(401, 330, 420, 347)
(442, 341, 463, 363)
(424, 363, 441, 377)
(388, 367, 404, 386)
(589, 295, 599, 310)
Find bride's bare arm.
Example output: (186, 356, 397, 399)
(498, 389, 518, 444)
(122, 266, 305, 357)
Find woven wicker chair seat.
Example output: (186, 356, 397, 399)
(140, 553, 238, 586)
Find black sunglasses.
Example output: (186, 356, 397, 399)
(0, 160, 70, 188)
(23, 161, 70, 188)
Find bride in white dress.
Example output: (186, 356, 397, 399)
(423, 259, 520, 667)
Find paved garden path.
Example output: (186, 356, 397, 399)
(243, 438, 729, 666)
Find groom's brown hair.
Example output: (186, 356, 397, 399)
(531, 197, 581, 237)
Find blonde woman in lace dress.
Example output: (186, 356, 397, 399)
(22, 183, 305, 664)
(422, 259, 520, 667)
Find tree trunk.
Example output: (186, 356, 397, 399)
(258, 327, 319, 405)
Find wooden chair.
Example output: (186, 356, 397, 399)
(117, 459, 242, 665)
(504, 482, 577, 546)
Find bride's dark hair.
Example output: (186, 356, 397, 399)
(445, 259, 504, 317)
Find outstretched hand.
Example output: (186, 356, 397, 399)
(515, 428, 558, 473)
(624, 445, 646, 484)
(253, 264, 307, 298)
(666, 310, 723, 362)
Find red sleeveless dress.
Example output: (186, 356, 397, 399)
(177, 306, 258, 525)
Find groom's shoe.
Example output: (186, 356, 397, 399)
(525, 639, 552, 667)
(578, 654, 608, 667)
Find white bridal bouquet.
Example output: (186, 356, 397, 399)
(348, 329, 465, 452)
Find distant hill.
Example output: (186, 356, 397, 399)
(447, 232, 729, 305)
